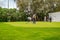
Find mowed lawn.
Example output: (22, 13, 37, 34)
(0, 22, 60, 40)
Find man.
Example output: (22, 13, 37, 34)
(44, 16, 46, 22)
(49, 17, 52, 22)
(32, 14, 36, 24)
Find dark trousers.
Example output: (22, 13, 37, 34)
(32, 18, 36, 23)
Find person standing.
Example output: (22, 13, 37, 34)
(32, 14, 36, 24)
(49, 17, 52, 22)
(44, 16, 46, 22)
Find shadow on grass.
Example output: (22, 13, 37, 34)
(44, 36, 60, 40)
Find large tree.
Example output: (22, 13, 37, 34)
(15, 0, 60, 21)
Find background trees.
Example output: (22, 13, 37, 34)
(14, 0, 60, 21)
(0, 0, 60, 22)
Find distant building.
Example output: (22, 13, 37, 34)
(49, 12, 60, 22)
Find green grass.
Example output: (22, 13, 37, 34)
(0, 22, 60, 40)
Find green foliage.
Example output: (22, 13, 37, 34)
(1, 0, 60, 22)
(15, 0, 60, 21)
(54, 6, 60, 12)
(0, 7, 27, 22)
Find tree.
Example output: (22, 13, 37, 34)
(15, 0, 60, 21)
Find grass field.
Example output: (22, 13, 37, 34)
(0, 22, 60, 40)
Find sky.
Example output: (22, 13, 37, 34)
(0, 0, 17, 8)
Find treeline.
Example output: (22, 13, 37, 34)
(0, 6, 60, 22)
(0, 7, 46, 22)
(0, 7, 27, 22)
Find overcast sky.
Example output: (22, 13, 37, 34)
(0, 0, 17, 8)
